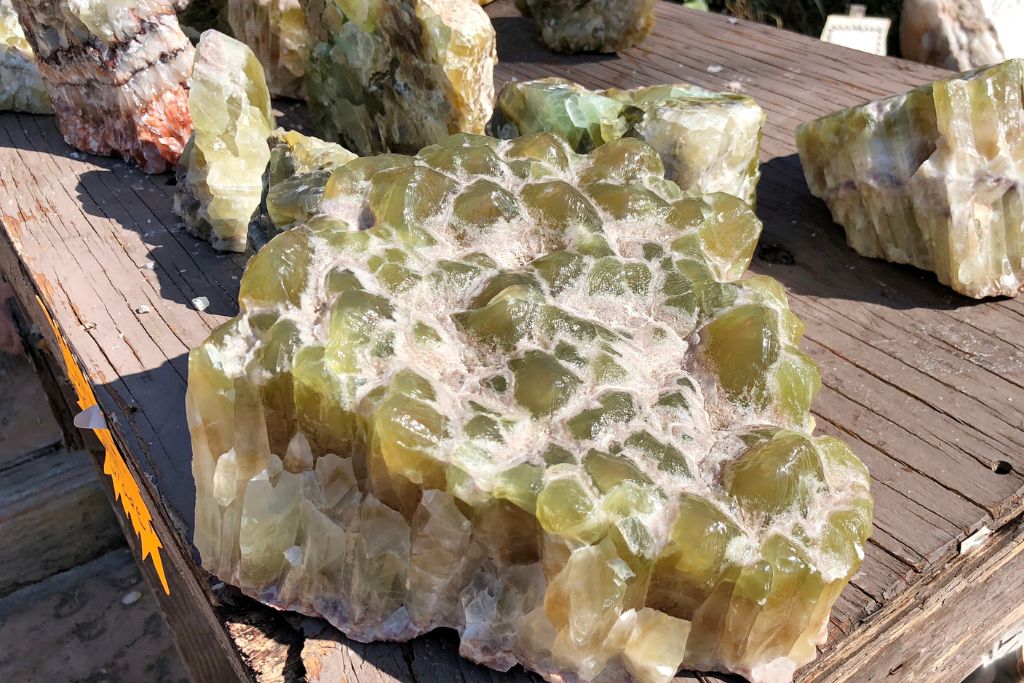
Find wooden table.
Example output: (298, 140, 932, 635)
(1, 2, 1022, 681)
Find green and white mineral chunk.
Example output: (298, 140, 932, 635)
(798, 59, 1024, 299)
(515, 0, 656, 53)
(490, 77, 765, 205)
(189, 131, 872, 683)
(0, 0, 51, 114)
(263, 128, 356, 235)
(174, 30, 275, 253)
(299, 0, 497, 155)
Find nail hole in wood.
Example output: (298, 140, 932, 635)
(992, 460, 1012, 475)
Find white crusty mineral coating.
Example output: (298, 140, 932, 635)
(189, 133, 873, 683)
(797, 59, 1024, 299)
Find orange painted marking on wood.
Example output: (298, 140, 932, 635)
(36, 295, 170, 595)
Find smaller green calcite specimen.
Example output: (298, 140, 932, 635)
(227, 0, 310, 99)
(174, 30, 275, 253)
(491, 78, 764, 205)
(263, 128, 356, 235)
(299, 0, 497, 155)
(797, 59, 1024, 299)
(0, 0, 51, 114)
(515, 0, 656, 53)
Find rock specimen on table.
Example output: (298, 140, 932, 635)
(188, 131, 873, 683)
(515, 0, 656, 53)
(0, 0, 51, 114)
(299, 0, 497, 155)
(901, 0, 1024, 70)
(10, 0, 194, 173)
(797, 59, 1024, 299)
(263, 128, 356, 235)
(227, 0, 309, 99)
(174, 31, 274, 252)
(491, 78, 764, 205)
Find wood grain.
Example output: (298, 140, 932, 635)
(0, 1, 1021, 681)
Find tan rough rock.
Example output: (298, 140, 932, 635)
(227, 0, 310, 99)
(901, 0, 1024, 70)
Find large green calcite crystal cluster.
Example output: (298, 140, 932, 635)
(263, 128, 356, 235)
(189, 132, 872, 682)
(299, 0, 497, 155)
(226, 0, 310, 99)
(174, 31, 274, 253)
(0, 0, 51, 114)
(491, 78, 765, 206)
(797, 59, 1024, 299)
(11, 0, 194, 173)
(515, 0, 656, 53)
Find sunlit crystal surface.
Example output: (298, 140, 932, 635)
(797, 59, 1024, 299)
(298, 0, 496, 155)
(0, 0, 51, 114)
(174, 31, 275, 253)
(188, 133, 872, 683)
(227, 0, 310, 99)
(515, 0, 656, 53)
(491, 78, 764, 206)
(263, 128, 356, 235)
(11, 0, 193, 173)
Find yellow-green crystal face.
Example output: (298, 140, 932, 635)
(188, 132, 872, 683)
(298, 0, 496, 155)
(515, 0, 656, 53)
(174, 30, 275, 253)
(797, 59, 1024, 299)
(491, 78, 765, 206)
(263, 128, 357, 235)
(0, 0, 52, 114)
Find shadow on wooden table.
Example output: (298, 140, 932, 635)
(72, 166, 247, 319)
(752, 154, 994, 312)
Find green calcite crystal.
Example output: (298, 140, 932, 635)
(515, 0, 656, 53)
(797, 59, 1024, 299)
(174, 31, 275, 253)
(188, 133, 872, 683)
(263, 128, 356, 235)
(298, 0, 497, 155)
(227, 0, 310, 99)
(490, 78, 764, 206)
(0, 0, 52, 114)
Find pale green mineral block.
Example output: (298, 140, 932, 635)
(174, 30, 275, 253)
(263, 127, 356, 235)
(490, 78, 765, 206)
(299, 0, 497, 155)
(515, 0, 656, 53)
(797, 59, 1024, 299)
(0, 0, 52, 114)
(188, 132, 871, 683)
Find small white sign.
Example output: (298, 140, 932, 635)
(821, 15, 892, 56)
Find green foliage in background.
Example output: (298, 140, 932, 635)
(694, 0, 905, 55)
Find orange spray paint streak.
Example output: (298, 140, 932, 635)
(36, 296, 170, 594)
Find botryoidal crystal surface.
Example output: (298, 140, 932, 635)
(0, 0, 51, 114)
(515, 0, 656, 53)
(189, 132, 872, 683)
(263, 128, 356, 235)
(227, 0, 310, 99)
(797, 59, 1024, 299)
(174, 31, 274, 253)
(11, 0, 193, 173)
(491, 78, 765, 206)
(299, 0, 497, 155)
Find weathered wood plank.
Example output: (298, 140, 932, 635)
(0, 1, 1020, 682)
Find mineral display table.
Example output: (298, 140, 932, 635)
(0, 2, 1022, 682)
